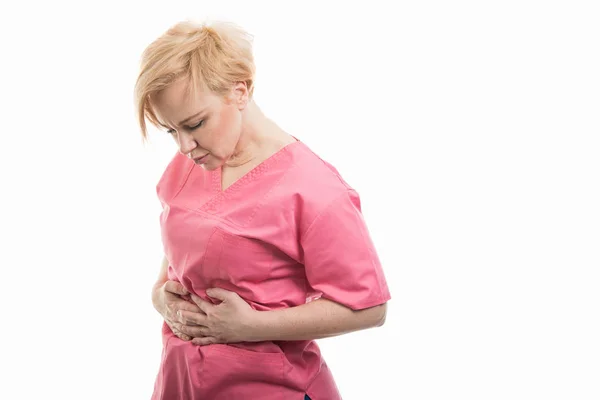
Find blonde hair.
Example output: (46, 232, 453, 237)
(134, 20, 256, 139)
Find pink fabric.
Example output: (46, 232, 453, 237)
(151, 139, 391, 399)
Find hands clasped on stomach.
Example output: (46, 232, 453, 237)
(152, 280, 259, 346)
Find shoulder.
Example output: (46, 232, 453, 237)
(283, 141, 362, 228)
(289, 140, 355, 192)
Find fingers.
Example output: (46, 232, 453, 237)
(164, 281, 189, 296)
(190, 294, 215, 314)
(176, 323, 209, 338)
(177, 309, 207, 326)
(205, 287, 231, 302)
(177, 301, 204, 314)
(166, 320, 191, 341)
(168, 309, 210, 338)
(192, 336, 219, 346)
(164, 293, 204, 320)
(165, 302, 202, 322)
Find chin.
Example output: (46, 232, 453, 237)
(199, 162, 219, 171)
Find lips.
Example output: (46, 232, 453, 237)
(193, 154, 209, 164)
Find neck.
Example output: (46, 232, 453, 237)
(225, 100, 291, 168)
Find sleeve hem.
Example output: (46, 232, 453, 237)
(319, 292, 391, 312)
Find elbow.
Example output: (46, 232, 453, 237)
(374, 303, 387, 327)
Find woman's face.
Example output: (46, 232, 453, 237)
(151, 78, 245, 171)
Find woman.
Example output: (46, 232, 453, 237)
(134, 20, 391, 400)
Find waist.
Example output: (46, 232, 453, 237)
(161, 321, 321, 364)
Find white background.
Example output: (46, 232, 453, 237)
(1, 1, 599, 399)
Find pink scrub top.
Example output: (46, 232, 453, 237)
(151, 139, 391, 400)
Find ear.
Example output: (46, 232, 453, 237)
(230, 81, 249, 110)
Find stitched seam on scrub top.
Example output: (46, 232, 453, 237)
(174, 204, 248, 231)
(172, 205, 275, 242)
(301, 190, 350, 239)
(220, 140, 300, 199)
(170, 162, 196, 202)
(197, 226, 220, 268)
(243, 159, 296, 228)
(297, 142, 354, 191)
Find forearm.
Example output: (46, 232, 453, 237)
(248, 298, 387, 342)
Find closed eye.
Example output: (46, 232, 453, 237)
(166, 120, 204, 135)
(188, 120, 204, 130)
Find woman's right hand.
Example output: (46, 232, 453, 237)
(152, 280, 204, 341)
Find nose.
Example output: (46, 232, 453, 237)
(177, 131, 198, 156)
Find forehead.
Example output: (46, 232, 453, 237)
(151, 79, 213, 125)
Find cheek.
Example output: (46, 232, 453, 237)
(217, 109, 241, 143)
(222, 106, 241, 132)
(205, 110, 240, 155)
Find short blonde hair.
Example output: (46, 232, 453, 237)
(134, 20, 256, 139)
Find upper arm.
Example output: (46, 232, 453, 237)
(301, 190, 391, 311)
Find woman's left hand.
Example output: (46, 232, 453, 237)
(174, 288, 258, 346)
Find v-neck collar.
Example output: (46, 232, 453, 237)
(200, 138, 302, 212)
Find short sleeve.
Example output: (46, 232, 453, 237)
(301, 189, 391, 310)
